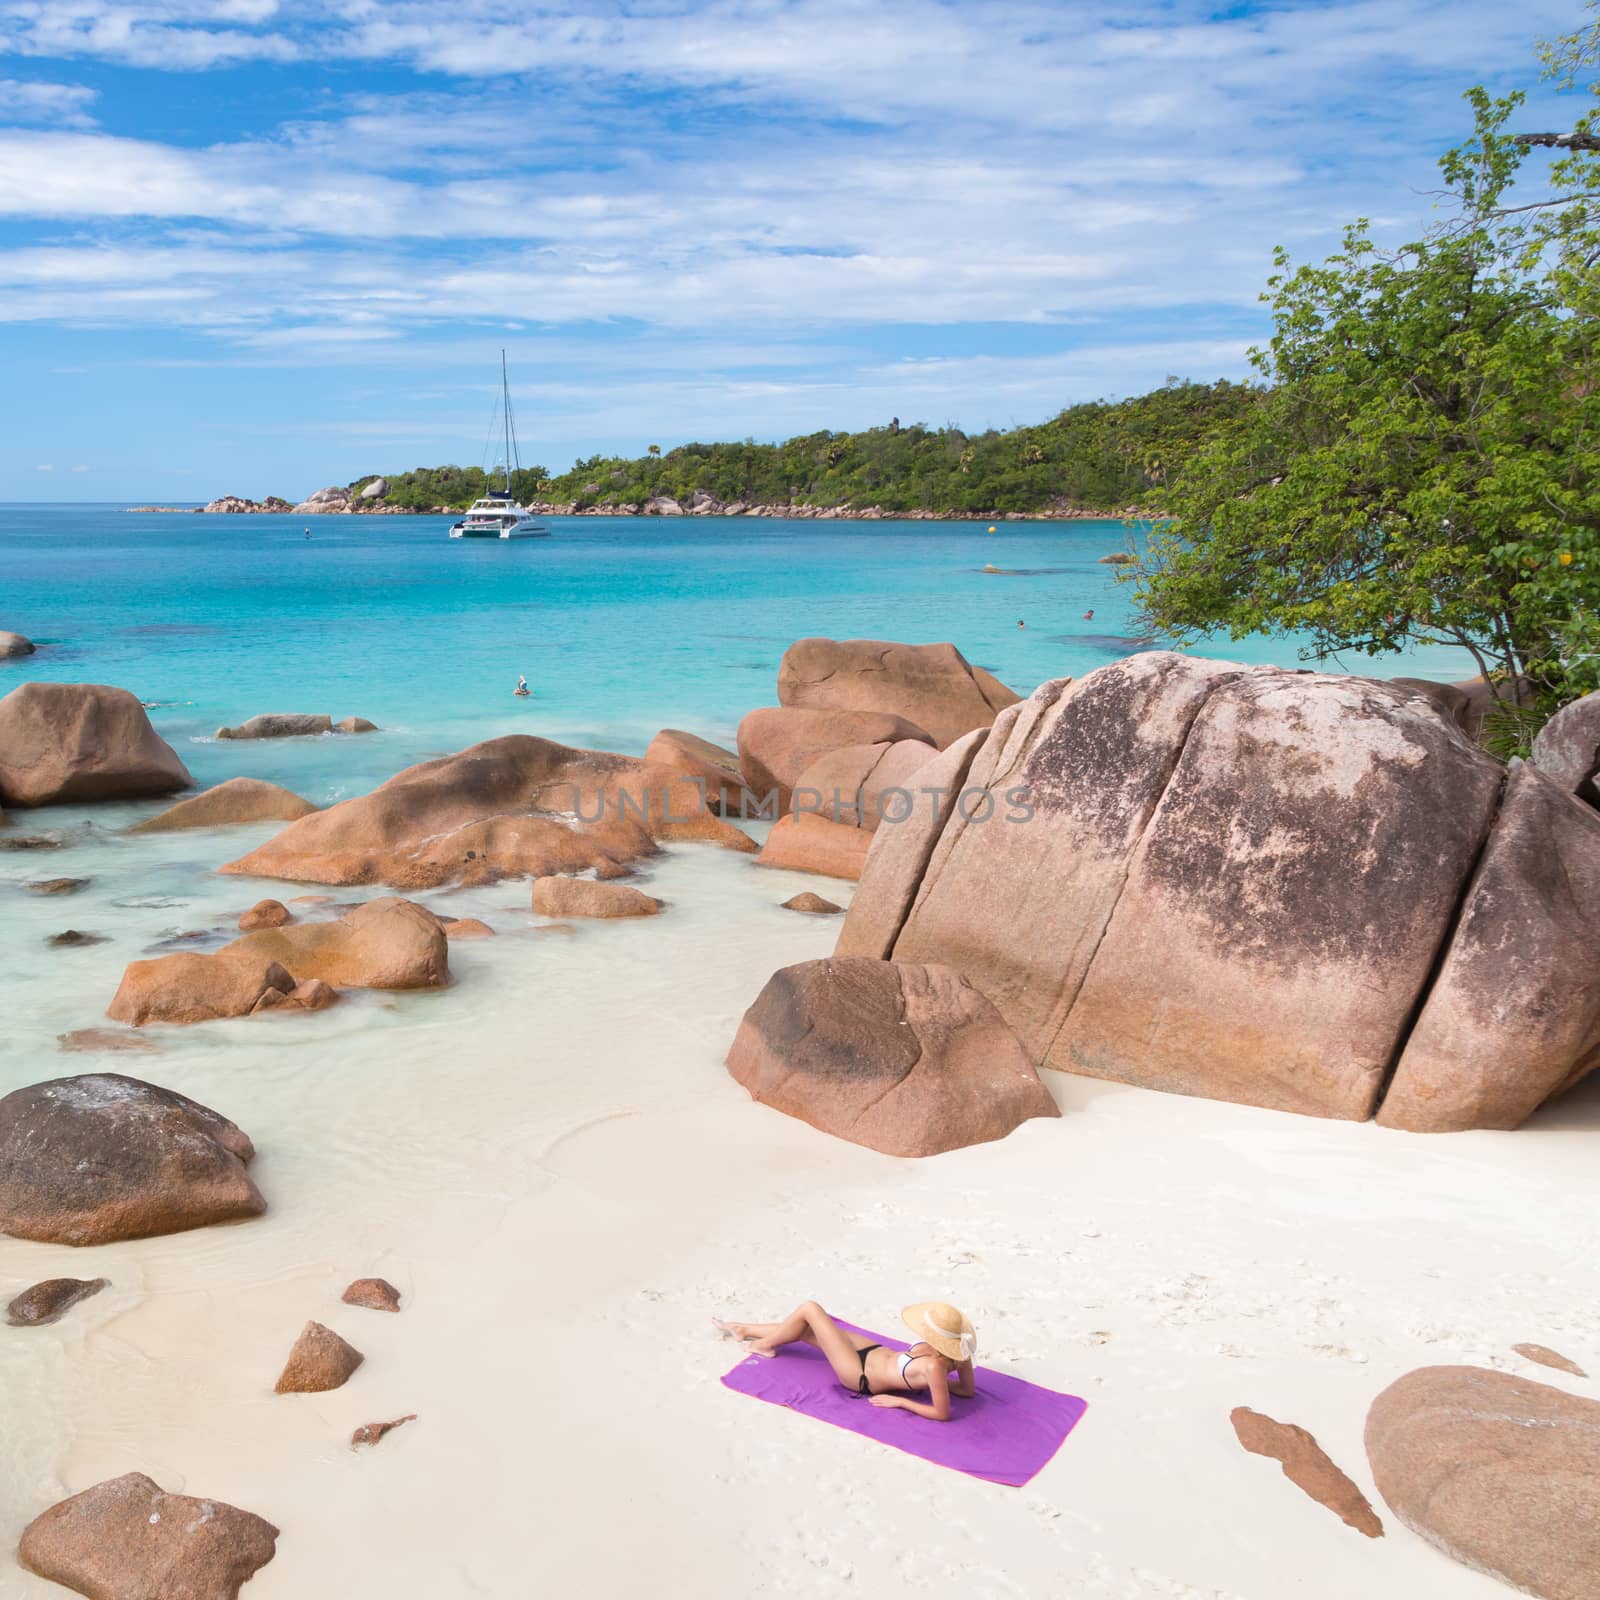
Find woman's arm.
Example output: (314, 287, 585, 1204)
(870, 1366, 954, 1421)
(869, 1393, 952, 1421)
(951, 1358, 976, 1398)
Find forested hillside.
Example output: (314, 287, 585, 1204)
(367, 379, 1257, 514)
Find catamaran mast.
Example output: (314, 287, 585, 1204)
(501, 349, 513, 495)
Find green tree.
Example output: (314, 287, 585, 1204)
(1131, 78, 1600, 717)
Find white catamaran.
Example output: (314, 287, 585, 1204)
(450, 352, 549, 540)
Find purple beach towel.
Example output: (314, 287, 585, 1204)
(720, 1319, 1088, 1487)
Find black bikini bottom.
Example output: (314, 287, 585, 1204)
(855, 1343, 881, 1396)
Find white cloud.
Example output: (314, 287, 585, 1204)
(34, 461, 54, 470)
(0, 78, 99, 127)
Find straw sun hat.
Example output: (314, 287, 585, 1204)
(901, 1302, 976, 1363)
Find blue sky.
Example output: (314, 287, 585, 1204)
(0, 0, 1586, 499)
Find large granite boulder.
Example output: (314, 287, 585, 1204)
(0, 629, 35, 658)
(107, 947, 298, 1026)
(0, 683, 191, 807)
(755, 814, 873, 880)
(359, 476, 388, 499)
(725, 957, 1058, 1156)
(292, 486, 349, 514)
(1379, 762, 1600, 1130)
(232, 896, 448, 990)
(1532, 690, 1600, 801)
(1365, 1366, 1600, 1600)
(790, 738, 938, 830)
(108, 899, 446, 1024)
(643, 728, 750, 814)
(778, 638, 1020, 748)
(130, 777, 317, 832)
(220, 734, 754, 888)
(20, 1473, 278, 1598)
(215, 713, 332, 740)
(736, 707, 934, 815)
(840, 654, 1511, 1122)
(837, 727, 989, 959)
(0, 1074, 265, 1245)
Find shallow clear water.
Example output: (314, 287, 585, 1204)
(0, 504, 1471, 807)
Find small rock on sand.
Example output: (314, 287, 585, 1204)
(274, 1320, 364, 1393)
(7, 1277, 109, 1327)
(1231, 1406, 1383, 1537)
(782, 892, 843, 914)
(238, 898, 292, 931)
(342, 1277, 402, 1312)
(1513, 1342, 1588, 1378)
(352, 1413, 416, 1448)
(48, 930, 108, 948)
(18, 1473, 278, 1597)
(26, 877, 89, 895)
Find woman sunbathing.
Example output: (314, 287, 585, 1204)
(716, 1300, 977, 1421)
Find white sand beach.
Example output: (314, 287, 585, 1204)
(4, 818, 1596, 1598)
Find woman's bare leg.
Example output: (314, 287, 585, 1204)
(720, 1303, 868, 1387)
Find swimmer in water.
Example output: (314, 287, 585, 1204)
(1017, 619, 1025, 629)
(514, 675, 530, 697)
(1083, 609, 1094, 621)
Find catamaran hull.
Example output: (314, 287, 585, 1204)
(449, 525, 550, 539)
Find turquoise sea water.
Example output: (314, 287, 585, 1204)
(0, 504, 1473, 807)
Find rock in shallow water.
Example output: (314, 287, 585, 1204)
(1365, 1365, 1600, 1600)
(726, 956, 1058, 1156)
(26, 876, 89, 895)
(275, 1320, 364, 1393)
(237, 898, 292, 931)
(220, 732, 753, 888)
(19, 1472, 278, 1599)
(0, 1073, 264, 1246)
(215, 712, 332, 740)
(756, 813, 873, 880)
(531, 876, 662, 919)
(0, 682, 191, 807)
(109, 898, 448, 1024)
(7, 1276, 109, 1327)
(643, 728, 751, 814)
(130, 776, 317, 833)
(48, 930, 108, 948)
(57, 1027, 154, 1054)
(1230, 1406, 1382, 1537)
(109, 946, 297, 1026)
(781, 892, 842, 914)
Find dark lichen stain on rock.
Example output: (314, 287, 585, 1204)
(1021, 656, 1233, 850)
(1136, 678, 1500, 972)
